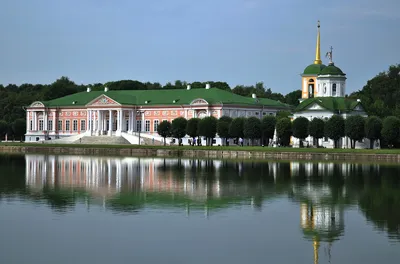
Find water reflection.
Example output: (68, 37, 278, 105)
(1, 154, 400, 246)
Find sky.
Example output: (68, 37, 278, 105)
(0, 0, 398, 95)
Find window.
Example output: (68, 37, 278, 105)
(263, 112, 267, 116)
(145, 120, 150, 132)
(136, 120, 142, 132)
(332, 83, 337, 96)
(39, 120, 44, 131)
(126, 120, 129, 131)
(65, 120, 70, 131)
(30, 120, 33, 131)
(73, 120, 78, 131)
(48, 120, 53, 131)
(81, 120, 86, 131)
(58, 120, 62, 131)
(308, 84, 314, 98)
(154, 120, 159, 132)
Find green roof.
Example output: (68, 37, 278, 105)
(295, 97, 363, 113)
(303, 63, 326, 75)
(37, 88, 290, 109)
(320, 63, 345, 76)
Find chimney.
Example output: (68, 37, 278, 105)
(87, 87, 91, 92)
(104, 87, 109, 92)
(252, 93, 257, 99)
(205, 83, 211, 89)
(187, 84, 191, 90)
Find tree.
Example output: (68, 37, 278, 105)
(171, 117, 187, 146)
(345, 115, 366, 149)
(12, 118, 26, 140)
(349, 64, 400, 117)
(261, 115, 276, 146)
(325, 115, 345, 148)
(243, 117, 262, 145)
(157, 120, 172, 146)
(381, 116, 400, 148)
(0, 120, 8, 139)
(276, 117, 292, 146)
(229, 117, 245, 142)
(217, 116, 232, 145)
(198, 116, 218, 146)
(308, 118, 325, 147)
(276, 110, 291, 120)
(186, 118, 200, 145)
(364, 116, 382, 149)
(284, 90, 302, 106)
(292, 117, 309, 147)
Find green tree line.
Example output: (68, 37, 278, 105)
(159, 113, 400, 149)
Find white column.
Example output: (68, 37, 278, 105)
(86, 110, 90, 134)
(33, 111, 37, 130)
(133, 111, 137, 132)
(108, 110, 113, 136)
(43, 111, 47, 131)
(26, 111, 30, 132)
(141, 112, 145, 132)
(96, 110, 100, 135)
(52, 111, 56, 132)
(128, 110, 132, 133)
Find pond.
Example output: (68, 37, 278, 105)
(0, 154, 399, 263)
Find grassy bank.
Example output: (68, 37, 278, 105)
(1, 142, 400, 154)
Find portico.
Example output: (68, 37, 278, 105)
(85, 108, 142, 136)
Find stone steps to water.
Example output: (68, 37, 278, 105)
(74, 136, 131, 145)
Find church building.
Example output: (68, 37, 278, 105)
(292, 21, 370, 149)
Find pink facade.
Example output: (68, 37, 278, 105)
(25, 95, 223, 142)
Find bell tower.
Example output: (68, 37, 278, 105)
(301, 21, 326, 101)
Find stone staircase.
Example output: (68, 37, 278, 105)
(74, 136, 131, 145)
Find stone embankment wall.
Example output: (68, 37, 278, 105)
(1, 145, 400, 162)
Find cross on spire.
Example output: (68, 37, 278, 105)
(326, 46, 333, 64)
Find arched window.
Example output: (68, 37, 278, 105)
(308, 84, 314, 98)
(309, 79, 314, 82)
(332, 83, 337, 96)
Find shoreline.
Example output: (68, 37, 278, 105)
(1, 143, 400, 162)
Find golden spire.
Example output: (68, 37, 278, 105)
(313, 239, 320, 264)
(314, 20, 322, 64)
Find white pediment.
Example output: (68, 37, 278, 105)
(307, 103, 325, 110)
(190, 98, 209, 105)
(86, 95, 120, 106)
(30, 101, 45, 108)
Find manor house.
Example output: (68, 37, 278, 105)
(24, 84, 289, 144)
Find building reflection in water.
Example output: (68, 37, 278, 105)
(25, 155, 222, 201)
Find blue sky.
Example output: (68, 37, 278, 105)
(0, 0, 398, 95)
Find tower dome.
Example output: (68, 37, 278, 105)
(303, 64, 326, 75)
(320, 62, 345, 76)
